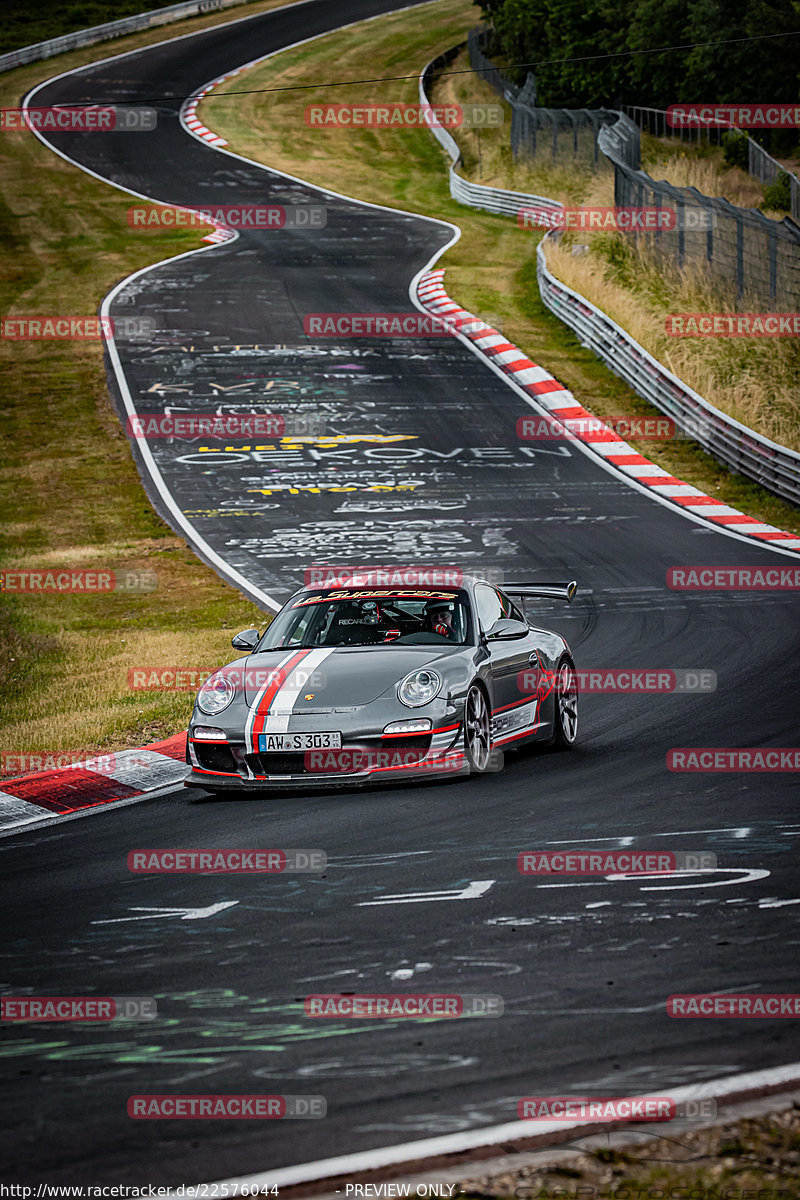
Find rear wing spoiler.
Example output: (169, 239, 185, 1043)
(503, 581, 578, 604)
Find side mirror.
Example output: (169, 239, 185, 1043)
(485, 618, 529, 641)
(231, 628, 260, 652)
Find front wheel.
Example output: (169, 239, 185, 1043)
(464, 684, 492, 773)
(551, 656, 578, 749)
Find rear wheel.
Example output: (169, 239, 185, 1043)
(464, 684, 492, 773)
(551, 656, 578, 748)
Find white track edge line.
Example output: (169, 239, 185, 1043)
(22, 0, 449, 615)
(410, 274, 800, 560)
(26, 1, 799, 564)
(188, 1061, 800, 1191)
(179, 0, 462, 225)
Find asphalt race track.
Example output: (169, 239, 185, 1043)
(3, 0, 799, 1184)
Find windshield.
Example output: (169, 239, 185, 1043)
(258, 589, 472, 649)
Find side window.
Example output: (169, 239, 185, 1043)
(281, 605, 317, 646)
(498, 590, 525, 623)
(474, 585, 504, 633)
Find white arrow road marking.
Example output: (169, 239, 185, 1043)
(605, 868, 770, 890)
(538, 868, 770, 891)
(760, 897, 800, 908)
(357, 880, 494, 907)
(92, 902, 239, 924)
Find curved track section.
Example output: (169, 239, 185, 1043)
(4, 0, 799, 1185)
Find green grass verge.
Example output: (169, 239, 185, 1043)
(1, 0, 296, 772)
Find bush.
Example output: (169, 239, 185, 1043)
(722, 131, 749, 171)
(762, 171, 792, 213)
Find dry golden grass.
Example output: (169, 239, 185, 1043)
(641, 133, 795, 220)
(458, 1104, 800, 1199)
(645, 146, 765, 207)
(203, 0, 800, 540)
(433, 70, 800, 454)
(544, 235, 800, 452)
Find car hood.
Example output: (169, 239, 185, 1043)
(240, 645, 462, 709)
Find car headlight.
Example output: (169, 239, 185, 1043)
(397, 669, 442, 708)
(196, 672, 236, 716)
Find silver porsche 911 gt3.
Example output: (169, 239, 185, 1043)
(184, 572, 578, 793)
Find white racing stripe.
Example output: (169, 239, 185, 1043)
(264, 648, 337, 734)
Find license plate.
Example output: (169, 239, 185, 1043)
(259, 731, 342, 752)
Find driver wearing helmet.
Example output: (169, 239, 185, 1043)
(425, 598, 457, 640)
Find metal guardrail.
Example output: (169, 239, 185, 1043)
(537, 240, 800, 505)
(419, 49, 562, 222)
(449, 170, 561, 217)
(419, 44, 800, 506)
(0, 0, 258, 74)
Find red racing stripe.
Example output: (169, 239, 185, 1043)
(250, 649, 312, 751)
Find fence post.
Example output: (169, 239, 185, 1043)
(769, 229, 778, 305)
(705, 198, 713, 265)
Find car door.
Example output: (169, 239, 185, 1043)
(474, 584, 540, 744)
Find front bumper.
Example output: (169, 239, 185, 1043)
(184, 750, 469, 791)
(184, 704, 467, 791)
